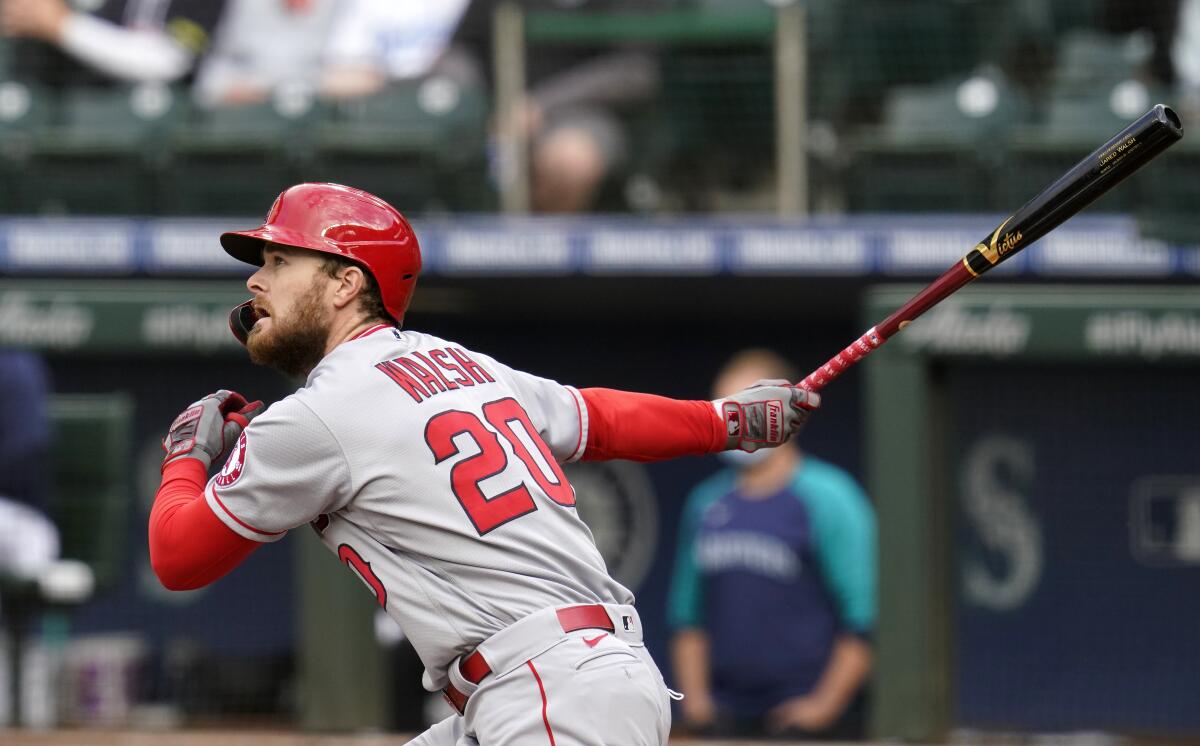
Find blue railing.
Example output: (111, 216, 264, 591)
(0, 214, 1192, 277)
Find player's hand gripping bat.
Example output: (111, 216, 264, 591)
(798, 104, 1184, 392)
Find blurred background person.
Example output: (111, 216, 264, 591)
(321, 0, 660, 214)
(668, 348, 876, 741)
(318, 0, 479, 100)
(192, 0, 339, 108)
(511, 0, 662, 213)
(0, 349, 59, 590)
(0, 349, 58, 730)
(0, 0, 226, 88)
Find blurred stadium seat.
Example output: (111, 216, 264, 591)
(844, 71, 1032, 213)
(829, 0, 979, 125)
(1051, 29, 1143, 94)
(309, 80, 491, 213)
(46, 393, 133, 595)
(0, 80, 54, 213)
(159, 96, 315, 216)
(23, 86, 185, 215)
(0, 0, 1185, 220)
(1132, 131, 1200, 246)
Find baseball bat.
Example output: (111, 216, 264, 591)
(798, 103, 1183, 392)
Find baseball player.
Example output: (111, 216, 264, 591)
(149, 183, 820, 745)
(669, 349, 875, 739)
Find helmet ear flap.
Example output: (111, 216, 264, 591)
(229, 300, 258, 346)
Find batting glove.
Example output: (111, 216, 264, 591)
(162, 389, 264, 471)
(714, 379, 820, 452)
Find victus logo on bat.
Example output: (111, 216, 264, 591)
(995, 229, 1023, 256)
(974, 217, 1024, 266)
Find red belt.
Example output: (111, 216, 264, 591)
(442, 604, 615, 714)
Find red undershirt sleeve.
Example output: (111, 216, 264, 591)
(149, 459, 261, 591)
(578, 388, 726, 462)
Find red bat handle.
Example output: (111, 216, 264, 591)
(798, 327, 886, 392)
(797, 260, 976, 392)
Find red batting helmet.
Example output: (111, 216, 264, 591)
(222, 183, 421, 342)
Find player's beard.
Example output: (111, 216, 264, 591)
(246, 279, 331, 378)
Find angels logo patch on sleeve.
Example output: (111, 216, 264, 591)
(215, 431, 248, 488)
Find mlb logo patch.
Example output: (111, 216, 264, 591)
(726, 408, 741, 437)
(622, 615, 634, 632)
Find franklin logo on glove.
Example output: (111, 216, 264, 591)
(715, 379, 819, 453)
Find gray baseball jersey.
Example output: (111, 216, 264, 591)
(205, 325, 634, 690)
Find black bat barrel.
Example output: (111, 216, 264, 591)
(964, 104, 1183, 276)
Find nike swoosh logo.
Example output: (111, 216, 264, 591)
(582, 633, 608, 648)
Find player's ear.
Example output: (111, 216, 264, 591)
(331, 263, 367, 311)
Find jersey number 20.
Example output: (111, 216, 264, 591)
(424, 397, 576, 534)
